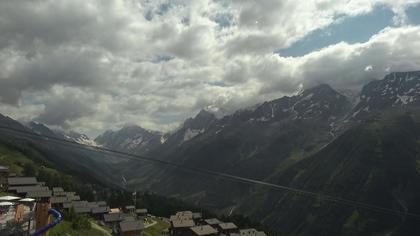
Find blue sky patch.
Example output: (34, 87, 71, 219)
(406, 4, 420, 25)
(279, 6, 395, 57)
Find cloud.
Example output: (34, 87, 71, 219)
(33, 86, 96, 128)
(0, 0, 420, 136)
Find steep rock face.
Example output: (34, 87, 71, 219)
(237, 114, 420, 236)
(0, 114, 30, 132)
(163, 109, 218, 146)
(125, 84, 353, 212)
(351, 71, 420, 119)
(26, 122, 97, 146)
(95, 125, 163, 154)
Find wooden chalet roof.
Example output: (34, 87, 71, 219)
(135, 208, 148, 214)
(104, 213, 124, 223)
(15, 186, 49, 193)
(52, 187, 64, 192)
(26, 190, 52, 198)
(8, 177, 38, 186)
(171, 219, 195, 228)
(74, 207, 91, 214)
(190, 225, 218, 236)
(50, 196, 71, 204)
(92, 206, 110, 214)
(96, 201, 107, 206)
(119, 220, 144, 232)
(236, 229, 267, 236)
(63, 201, 88, 209)
(204, 218, 222, 225)
(218, 222, 238, 230)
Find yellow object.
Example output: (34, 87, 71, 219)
(35, 202, 51, 236)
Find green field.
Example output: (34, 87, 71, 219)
(49, 220, 111, 236)
(143, 217, 170, 236)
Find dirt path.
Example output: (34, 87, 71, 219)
(91, 222, 112, 236)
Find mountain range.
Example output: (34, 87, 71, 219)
(2, 70, 420, 235)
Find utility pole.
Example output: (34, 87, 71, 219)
(133, 189, 137, 209)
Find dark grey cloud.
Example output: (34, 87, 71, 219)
(0, 48, 111, 105)
(35, 95, 95, 128)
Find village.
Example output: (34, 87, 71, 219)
(0, 165, 267, 236)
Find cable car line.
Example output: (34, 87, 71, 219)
(1, 125, 420, 220)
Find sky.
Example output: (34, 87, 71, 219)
(0, 0, 420, 137)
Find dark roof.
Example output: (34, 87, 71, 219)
(204, 218, 221, 225)
(92, 206, 110, 214)
(190, 225, 218, 236)
(239, 229, 267, 236)
(53, 191, 67, 197)
(104, 213, 124, 223)
(119, 220, 144, 232)
(26, 190, 52, 198)
(0, 165, 9, 172)
(52, 187, 64, 192)
(96, 201, 107, 206)
(171, 219, 195, 228)
(74, 207, 92, 214)
(218, 222, 238, 230)
(8, 177, 38, 186)
(135, 209, 148, 214)
(65, 192, 76, 197)
(63, 201, 88, 209)
(193, 212, 202, 219)
(50, 196, 70, 204)
(124, 216, 136, 221)
(16, 186, 49, 193)
(69, 195, 80, 201)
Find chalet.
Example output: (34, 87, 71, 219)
(52, 187, 64, 192)
(0, 166, 9, 182)
(0, 165, 9, 175)
(170, 219, 195, 236)
(104, 212, 125, 225)
(0, 166, 9, 191)
(124, 205, 136, 213)
(8, 172, 17, 177)
(192, 212, 203, 223)
(176, 211, 193, 219)
(92, 206, 110, 219)
(14, 186, 49, 197)
(170, 211, 194, 222)
(204, 218, 222, 228)
(217, 222, 239, 235)
(111, 208, 121, 213)
(135, 208, 148, 217)
(119, 220, 144, 236)
(231, 228, 267, 236)
(124, 216, 136, 221)
(190, 225, 219, 236)
(97, 201, 107, 207)
(26, 190, 52, 199)
(50, 196, 71, 205)
(74, 206, 92, 214)
(63, 201, 88, 209)
(7, 177, 38, 188)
